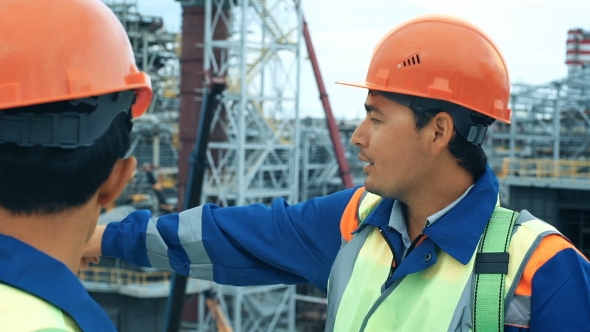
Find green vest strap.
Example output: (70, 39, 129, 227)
(473, 207, 518, 331)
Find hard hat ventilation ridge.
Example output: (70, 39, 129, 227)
(398, 54, 420, 69)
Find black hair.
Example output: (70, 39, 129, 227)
(413, 108, 488, 180)
(0, 93, 133, 215)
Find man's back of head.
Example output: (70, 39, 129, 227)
(0, 0, 152, 249)
(0, 1, 152, 330)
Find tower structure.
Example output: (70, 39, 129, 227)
(200, 0, 302, 207)
(566, 29, 590, 85)
(175, 0, 303, 330)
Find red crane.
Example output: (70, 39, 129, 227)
(295, 1, 354, 189)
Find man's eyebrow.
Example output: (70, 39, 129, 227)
(364, 104, 382, 114)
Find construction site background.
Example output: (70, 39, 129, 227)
(76, 1, 590, 331)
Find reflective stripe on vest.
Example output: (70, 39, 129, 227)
(326, 188, 559, 332)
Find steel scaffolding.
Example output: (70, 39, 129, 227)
(299, 119, 364, 201)
(191, 0, 302, 331)
(103, 0, 181, 206)
(485, 29, 590, 204)
(487, 81, 590, 158)
(200, 0, 302, 207)
(103, 0, 181, 120)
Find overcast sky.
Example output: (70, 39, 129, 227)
(136, 0, 589, 120)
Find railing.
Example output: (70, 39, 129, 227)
(498, 158, 590, 180)
(78, 266, 172, 286)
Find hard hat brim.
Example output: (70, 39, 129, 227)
(335, 80, 375, 90)
(336, 80, 511, 125)
(335, 80, 420, 96)
(0, 80, 152, 118)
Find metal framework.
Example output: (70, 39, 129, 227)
(201, 0, 302, 207)
(103, 0, 181, 203)
(190, 0, 302, 331)
(299, 119, 365, 201)
(103, 0, 181, 120)
(487, 79, 590, 160)
(485, 30, 590, 203)
(299, 124, 341, 201)
(482, 29, 590, 258)
(192, 285, 295, 332)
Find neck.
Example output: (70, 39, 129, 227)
(0, 204, 100, 273)
(403, 163, 475, 241)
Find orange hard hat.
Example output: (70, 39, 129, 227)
(0, 0, 152, 118)
(338, 15, 511, 126)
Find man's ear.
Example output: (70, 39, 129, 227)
(97, 157, 137, 207)
(429, 112, 454, 155)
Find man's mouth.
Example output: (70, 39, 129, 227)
(358, 154, 374, 170)
(358, 154, 371, 163)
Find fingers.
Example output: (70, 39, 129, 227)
(79, 256, 101, 270)
(87, 256, 100, 265)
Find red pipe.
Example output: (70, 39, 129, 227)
(295, 3, 354, 189)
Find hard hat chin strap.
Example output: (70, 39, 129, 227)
(0, 91, 135, 149)
(377, 91, 494, 146)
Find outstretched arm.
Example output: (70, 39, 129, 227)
(87, 188, 357, 292)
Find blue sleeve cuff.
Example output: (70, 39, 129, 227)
(101, 222, 125, 259)
(101, 210, 152, 267)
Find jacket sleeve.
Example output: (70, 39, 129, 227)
(101, 188, 358, 292)
(529, 234, 590, 331)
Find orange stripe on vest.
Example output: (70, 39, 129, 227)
(515, 234, 588, 296)
(340, 187, 366, 242)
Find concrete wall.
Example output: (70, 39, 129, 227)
(507, 186, 560, 228)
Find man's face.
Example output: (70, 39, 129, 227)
(350, 92, 430, 200)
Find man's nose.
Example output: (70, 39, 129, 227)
(350, 120, 368, 148)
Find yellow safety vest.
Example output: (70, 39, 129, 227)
(0, 283, 81, 332)
(327, 188, 559, 331)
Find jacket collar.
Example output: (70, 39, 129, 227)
(423, 165, 499, 264)
(360, 164, 499, 264)
(0, 235, 117, 331)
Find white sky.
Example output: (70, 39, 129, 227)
(136, 0, 590, 120)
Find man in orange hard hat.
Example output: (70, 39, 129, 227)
(0, 0, 151, 330)
(83, 15, 590, 331)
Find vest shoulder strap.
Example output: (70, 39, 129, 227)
(473, 206, 519, 332)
